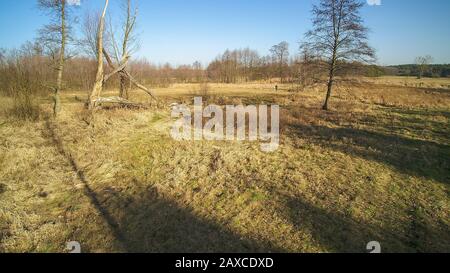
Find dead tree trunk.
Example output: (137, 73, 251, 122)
(88, 0, 109, 110)
(119, 71, 128, 99)
(87, 0, 157, 110)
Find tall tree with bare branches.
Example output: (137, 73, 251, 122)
(302, 0, 375, 110)
(86, 0, 156, 110)
(106, 0, 139, 99)
(38, 0, 76, 117)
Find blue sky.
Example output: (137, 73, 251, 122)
(0, 0, 449, 66)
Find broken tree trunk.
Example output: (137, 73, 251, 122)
(103, 57, 129, 83)
(119, 71, 129, 99)
(88, 0, 109, 110)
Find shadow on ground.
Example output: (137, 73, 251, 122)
(44, 116, 279, 253)
(96, 186, 281, 253)
(283, 194, 450, 253)
(43, 108, 449, 253)
(287, 107, 450, 185)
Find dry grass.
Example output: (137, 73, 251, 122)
(362, 76, 450, 90)
(0, 94, 41, 122)
(0, 76, 449, 253)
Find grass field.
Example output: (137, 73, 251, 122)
(0, 77, 449, 253)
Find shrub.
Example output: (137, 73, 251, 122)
(0, 50, 44, 121)
(6, 91, 40, 121)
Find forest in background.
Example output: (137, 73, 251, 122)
(1, 41, 448, 94)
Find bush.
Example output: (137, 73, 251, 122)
(0, 50, 44, 121)
(6, 92, 40, 121)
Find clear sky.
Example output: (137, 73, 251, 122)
(0, 0, 449, 66)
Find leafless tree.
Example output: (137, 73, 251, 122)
(87, 0, 156, 109)
(207, 48, 264, 83)
(415, 55, 433, 79)
(104, 0, 140, 99)
(292, 47, 323, 90)
(37, 0, 77, 117)
(192, 61, 204, 82)
(102, 0, 157, 101)
(80, 11, 101, 58)
(270, 41, 289, 83)
(302, 0, 375, 110)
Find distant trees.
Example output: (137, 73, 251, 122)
(192, 61, 204, 82)
(302, 0, 375, 110)
(415, 55, 433, 79)
(207, 48, 264, 83)
(292, 47, 323, 89)
(207, 48, 300, 83)
(270, 42, 289, 83)
(382, 63, 450, 78)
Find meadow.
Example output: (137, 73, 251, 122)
(0, 76, 449, 253)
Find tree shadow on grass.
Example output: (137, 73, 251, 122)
(289, 122, 450, 185)
(44, 116, 278, 253)
(388, 108, 450, 119)
(385, 108, 450, 140)
(96, 186, 282, 253)
(283, 195, 450, 253)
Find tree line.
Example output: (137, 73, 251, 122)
(0, 42, 379, 92)
(385, 64, 450, 78)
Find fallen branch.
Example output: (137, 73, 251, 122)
(93, 96, 148, 109)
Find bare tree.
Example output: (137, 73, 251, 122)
(102, 0, 157, 101)
(37, 0, 76, 117)
(104, 0, 139, 99)
(87, 0, 156, 109)
(270, 41, 289, 83)
(80, 11, 101, 58)
(293, 47, 323, 90)
(302, 0, 375, 110)
(415, 55, 433, 79)
(192, 61, 204, 82)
